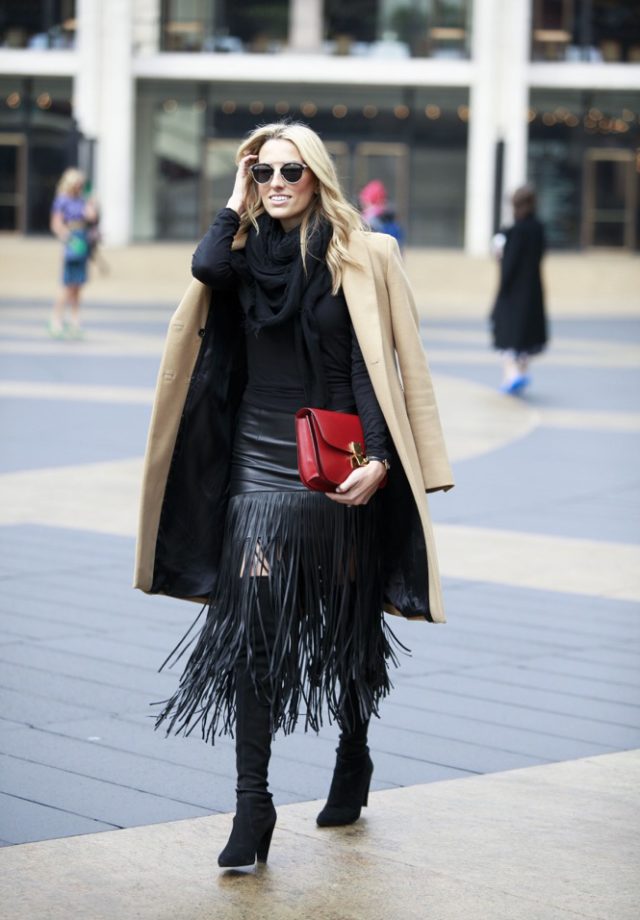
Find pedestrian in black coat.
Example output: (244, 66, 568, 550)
(491, 184, 548, 393)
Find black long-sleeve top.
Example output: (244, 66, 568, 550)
(192, 208, 390, 460)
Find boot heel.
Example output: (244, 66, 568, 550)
(362, 775, 371, 808)
(256, 820, 276, 863)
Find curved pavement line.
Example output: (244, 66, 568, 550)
(0, 372, 540, 465)
(0, 457, 638, 602)
(0, 363, 637, 605)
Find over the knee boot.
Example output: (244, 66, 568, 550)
(316, 689, 373, 827)
(218, 581, 277, 869)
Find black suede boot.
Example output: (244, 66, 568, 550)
(218, 581, 277, 869)
(316, 692, 373, 827)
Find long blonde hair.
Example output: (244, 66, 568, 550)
(56, 168, 85, 197)
(234, 122, 364, 293)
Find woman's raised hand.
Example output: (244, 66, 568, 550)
(226, 154, 258, 216)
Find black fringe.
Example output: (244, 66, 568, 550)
(154, 490, 405, 743)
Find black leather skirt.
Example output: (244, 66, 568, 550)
(230, 401, 306, 495)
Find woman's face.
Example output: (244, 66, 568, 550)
(254, 138, 317, 232)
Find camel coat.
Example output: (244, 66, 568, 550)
(134, 230, 454, 622)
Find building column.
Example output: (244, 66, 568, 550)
(499, 0, 531, 224)
(133, 0, 160, 56)
(465, 0, 531, 253)
(132, 95, 157, 240)
(96, 0, 134, 246)
(73, 0, 101, 141)
(465, 0, 499, 255)
(288, 0, 323, 52)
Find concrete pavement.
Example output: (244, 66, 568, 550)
(2, 750, 638, 920)
(0, 238, 639, 917)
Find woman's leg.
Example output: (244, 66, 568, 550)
(316, 683, 373, 827)
(501, 350, 520, 388)
(516, 352, 530, 377)
(67, 284, 83, 336)
(218, 577, 277, 869)
(49, 286, 69, 336)
(500, 350, 529, 393)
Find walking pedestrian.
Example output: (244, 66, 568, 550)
(359, 178, 405, 247)
(490, 184, 548, 393)
(134, 121, 453, 871)
(49, 167, 97, 338)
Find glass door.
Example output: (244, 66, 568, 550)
(353, 142, 410, 232)
(582, 149, 637, 249)
(201, 139, 242, 234)
(0, 133, 26, 232)
(325, 141, 350, 197)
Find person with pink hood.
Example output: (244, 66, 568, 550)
(359, 179, 404, 246)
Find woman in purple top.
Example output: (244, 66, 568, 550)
(49, 168, 97, 338)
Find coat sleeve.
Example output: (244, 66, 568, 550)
(383, 237, 454, 493)
(498, 223, 526, 293)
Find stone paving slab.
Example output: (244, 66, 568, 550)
(0, 754, 212, 843)
(0, 793, 118, 845)
(0, 750, 637, 920)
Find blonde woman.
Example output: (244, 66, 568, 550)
(49, 167, 97, 338)
(135, 122, 453, 870)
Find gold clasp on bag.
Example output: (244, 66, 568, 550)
(348, 441, 368, 469)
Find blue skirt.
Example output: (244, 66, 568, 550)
(63, 257, 88, 286)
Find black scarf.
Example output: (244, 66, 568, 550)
(231, 212, 333, 407)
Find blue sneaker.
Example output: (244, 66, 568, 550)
(500, 375, 530, 395)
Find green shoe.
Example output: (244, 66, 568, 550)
(66, 324, 85, 340)
(47, 322, 65, 339)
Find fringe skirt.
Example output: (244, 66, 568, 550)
(155, 400, 401, 742)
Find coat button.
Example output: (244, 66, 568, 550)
(198, 328, 205, 337)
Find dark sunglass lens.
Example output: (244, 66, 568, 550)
(281, 164, 304, 183)
(251, 165, 274, 184)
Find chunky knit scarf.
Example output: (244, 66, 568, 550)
(232, 212, 333, 407)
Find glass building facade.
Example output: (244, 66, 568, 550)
(0, 76, 75, 232)
(135, 81, 468, 245)
(528, 88, 640, 249)
(0, 0, 76, 50)
(531, 0, 640, 63)
(0, 0, 638, 251)
(159, 0, 472, 58)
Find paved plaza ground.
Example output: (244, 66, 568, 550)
(0, 239, 639, 917)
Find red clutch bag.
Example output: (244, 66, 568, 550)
(295, 407, 387, 493)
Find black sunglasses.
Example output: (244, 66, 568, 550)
(250, 162, 308, 185)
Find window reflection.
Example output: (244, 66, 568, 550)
(532, 0, 640, 63)
(325, 0, 471, 59)
(0, 0, 76, 50)
(528, 89, 640, 250)
(161, 0, 289, 53)
(159, 0, 472, 58)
